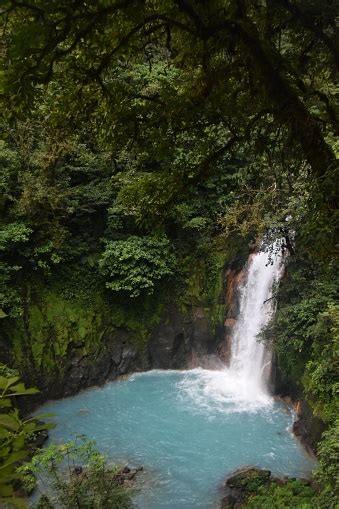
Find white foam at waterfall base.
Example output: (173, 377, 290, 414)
(178, 243, 284, 414)
(177, 368, 273, 414)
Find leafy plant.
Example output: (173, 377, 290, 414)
(243, 479, 315, 508)
(99, 235, 176, 298)
(262, 256, 339, 506)
(0, 223, 32, 317)
(0, 372, 52, 505)
(316, 421, 339, 508)
(304, 304, 339, 423)
(18, 437, 134, 509)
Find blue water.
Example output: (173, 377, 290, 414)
(37, 369, 315, 509)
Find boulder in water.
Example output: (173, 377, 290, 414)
(225, 466, 271, 490)
(221, 467, 272, 507)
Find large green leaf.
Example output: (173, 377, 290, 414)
(0, 414, 19, 431)
(0, 399, 12, 408)
(0, 450, 28, 470)
(34, 422, 55, 431)
(0, 428, 10, 438)
(32, 413, 54, 420)
(9, 384, 39, 395)
(0, 447, 11, 458)
(0, 377, 19, 390)
(12, 435, 25, 451)
(0, 309, 7, 319)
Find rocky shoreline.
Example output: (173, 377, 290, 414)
(220, 467, 314, 508)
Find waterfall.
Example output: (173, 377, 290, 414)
(178, 242, 285, 412)
(227, 244, 285, 401)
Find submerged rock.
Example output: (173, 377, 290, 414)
(114, 465, 144, 486)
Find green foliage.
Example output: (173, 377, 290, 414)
(0, 262, 22, 318)
(8, 287, 109, 376)
(0, 223, 32, 252)
(18, 437, 134, 509)
(303, 304, 339, 423)
(243, 480, 316, 509)
(0, 3, 337, 505)
(263, 255, 338, 505)
(236, 472, 270, 494)
(0, 371, 52, 505)
(0, 222, 32, 317)
(99, 236, 176, 298)
(316, 421, 339, 508)
(0, 365, 18, 379)
(263, 258, 338, 397)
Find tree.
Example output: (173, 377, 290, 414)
(1, 1, 336, 257)
(1, 0, 337, 180)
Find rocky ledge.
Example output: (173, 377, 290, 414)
(220, 467, 312, 508)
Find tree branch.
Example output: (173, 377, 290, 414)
(276, 0, 339, 65)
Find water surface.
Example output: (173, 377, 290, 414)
(39, 369, 315, 509)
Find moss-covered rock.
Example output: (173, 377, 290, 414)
(221, 468, 315, 508)
(1, 243, 235, 402)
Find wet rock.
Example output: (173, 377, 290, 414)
(110, 341, 123, 366)
(114, 465, 143, 486)
(298, 478, 312, 486)
(271, 359, 326, 454)
(221, 467, 272, 507)
(220, 494, 237, 508)
(226, 467, 271, 490)
(149, 309, 186, 368)
(32, 429, 48, 449)
(17, 273, 228, 409)
(27, 422, 48, 453)
(149, 305, 225, 369)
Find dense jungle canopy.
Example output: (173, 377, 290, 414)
(1, 1, 338, 237)
(0, 1, 338, 507)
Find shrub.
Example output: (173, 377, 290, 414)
(243, 479, 316, 508)
(19, 437, 134, 509)
(0, 371, 51, 505)
(99, 235, 176, 298)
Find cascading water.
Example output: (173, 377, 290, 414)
(179, 242, 285, 412)
(227, 243, 285, 400)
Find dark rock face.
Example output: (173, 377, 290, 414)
(218, 265, 247, 364)
(270, 354, 326, 454)
(292, 400, 326, 453)
(22, 328, 151, 408)
(220, 494, 237, 508)
(22, 301, 226, 409)
(149, 306, 225, 369)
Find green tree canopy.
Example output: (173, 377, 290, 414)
(1, 0, 337, 256)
